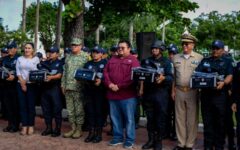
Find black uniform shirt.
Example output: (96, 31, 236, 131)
(141, 56, 173, 92)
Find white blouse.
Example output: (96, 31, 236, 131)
(16, 56, 40, 83)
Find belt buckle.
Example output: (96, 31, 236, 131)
(183, 87, 187, 92)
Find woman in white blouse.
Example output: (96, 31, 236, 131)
(16, 42, 39, 135)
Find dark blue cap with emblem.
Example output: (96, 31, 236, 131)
(92, 45, 104, 53)
(211, 40, 224, 49)
(49, 46, 59, 53)
(1, 47, 8, 53)
(110, 45, 118, 52)
(7, 41, 17, 49)
(82, 46, 90, 53)
(167, 43, 178, 54)
(64, 47, 71, 54)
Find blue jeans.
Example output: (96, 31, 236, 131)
(109, 98, 137, 144)
(17, 83, 37, 126)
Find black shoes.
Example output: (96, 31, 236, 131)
(142, 133, 154, 149)
(41, 126, 52, 136)
(85, 128, 102, 143)
(3, 126, 19, 133)
(51, 128, 61, 137)
(84, 128, 95, 143)
(173, 146, 185, 150)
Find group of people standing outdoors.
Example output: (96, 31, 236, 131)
(0, 29, 240, 150)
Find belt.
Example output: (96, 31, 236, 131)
(176, 86, 191, 92)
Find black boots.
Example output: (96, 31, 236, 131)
(85, 128, 102, 143)
(51, 124, 61, 137)
(92, 128, 102, 143)
(42, 124, 61, 137)
(142, 132, 154, 149)
(153, 132, 162, 150)
(41, 125, 52, 136)
(84, 128, 95, 142)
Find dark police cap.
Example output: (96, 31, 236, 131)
(130, 48, 138, 54)
(167, 43, 178, 54)
(151, 40, 166, 50)
(7, 41, 17, 49)
(64, 47, 71, 54)
(110, 45, 118, 52)
(92, 45, 104, 53)
(49, 46, 59, 53)
(1, 47, 8, 53)
(211, 40, 224, 49)
(36, 52, 43, 59)
(82, 46, 90, 53)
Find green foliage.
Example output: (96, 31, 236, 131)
(26, 1, 58, 50)
(62, 0, 83, 22)
(191, 11, 240, 50)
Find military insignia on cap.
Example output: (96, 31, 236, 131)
(88, 65, 93, 69)
(181, 26, 198, 43)
(99, 64, 104, 68)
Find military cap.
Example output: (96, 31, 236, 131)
(181, 27, 198, 43)
(71, 38, 82, 45)
(211, 40, 224, 49)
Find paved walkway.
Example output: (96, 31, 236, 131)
(0, 117, 226, 150)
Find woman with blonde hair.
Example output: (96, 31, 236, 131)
(16, 42, 39, 135)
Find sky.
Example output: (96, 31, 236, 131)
(0, 0, 240, 31)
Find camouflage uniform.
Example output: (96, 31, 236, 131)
(61, 52, 89, 127)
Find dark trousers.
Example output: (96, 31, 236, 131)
(0, 83, 7, 119)
(225, 94, 235, 146)
(236, 100, 240, 147)
(17, 83, 37, 126)
(2, 83, 20, 128)
(143, 88, 168, 137)
(85, 89, 105, 128)
(201, 90, 227, 149)
(166, 94, 176, 137)
(41, 85, 62, 126)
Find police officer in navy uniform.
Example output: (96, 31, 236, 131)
(1, 41, 20, 132)
(232, 58, 240, 150)
(40, 46, 63, 137)
(222, 49, 237, 150)
(0, 47, 8, 119)
(165, 43, 178, 141)
(140, 40, 173, 150)
(83, 45, 107, 143)
(196, 40, 233, 150)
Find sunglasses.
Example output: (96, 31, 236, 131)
(182, 42, 192, 46)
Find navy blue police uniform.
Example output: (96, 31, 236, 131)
(141, 40, 173, 150)
(232, 61, 240, 149)
(83, 46, 107, 143)
(196, 40, 233, 149)
(1, 43, 20, 132)
(40, 47, 63, 137)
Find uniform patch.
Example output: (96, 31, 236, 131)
(191, 60, 200, 65)
(99, 64, 104, 69)
(203, 62, 210, 67)
(88, 65, 93, 69)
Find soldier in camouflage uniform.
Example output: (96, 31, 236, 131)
(61, 38, 89, 139)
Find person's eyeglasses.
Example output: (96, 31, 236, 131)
(182, 42, 191, 46)
(118, 47, 127, 50)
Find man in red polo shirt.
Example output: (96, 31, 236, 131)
(103, 39, 140, 149)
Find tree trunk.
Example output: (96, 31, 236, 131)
(22, 0, 26, 33)
(63, 0, 84, 48)
(95, 25, 100, 45)
(55, 0, 63, 48)
(129, 21, 133, 45)
(34, 0, 40, 49)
